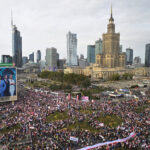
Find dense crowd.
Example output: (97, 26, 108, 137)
(0, 85, 150, 150)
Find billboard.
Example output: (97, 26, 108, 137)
(0, 67, 17, 102)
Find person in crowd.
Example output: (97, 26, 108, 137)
(0, 75, 6, 97)
(4, 74, 10, 96)
(9, 74, 15, 96)
(0, 85, 149, 149)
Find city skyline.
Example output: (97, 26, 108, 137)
(0, 0, 150, 62)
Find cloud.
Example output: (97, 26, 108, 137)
(0, 0, 150, 62)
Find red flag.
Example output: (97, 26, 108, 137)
(77, 95, 79, 101)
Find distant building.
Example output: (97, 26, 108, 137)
(57, 53, 59, 60)
(87, 45, 95, 63)
(145, 44, 150, 67)
(58, 59, 66, 69)
(95, 38, 102, 58)
(79, 59, 89, 68)
(29, 52, 34, 62)
(134, 56, 141, 64)
(22, 56, 28, 65)
(126, 48, 133, 65)
(46, 47, 57, 71)
(66, 31, 77, 66)
(80, 54, 84, 59)
(96, 7, 126, 68)
(120, 45, 123, 53)
(12, 23, 22, 67)
(22, 62, 38, 74)
(36, 50, 41, 63)
(39, 60, 46, 71)
(1, 55, 12, 63)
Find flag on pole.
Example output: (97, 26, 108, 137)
(77, 95, 79, 101)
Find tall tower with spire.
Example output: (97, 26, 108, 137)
(11, 12, 22, 67)
(96, 6, 126, 68)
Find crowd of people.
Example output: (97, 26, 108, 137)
(0, 84, 150, 150)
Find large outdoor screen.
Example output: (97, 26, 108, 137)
(0, 67, 17, 101)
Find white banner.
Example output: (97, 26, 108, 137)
(99, 123, 104, 127)
(70, 136, 78, 142)
(78, 132, 136, 150)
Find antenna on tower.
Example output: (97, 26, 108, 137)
(111, 4, 112, 16)
(11, 10, 13, 26)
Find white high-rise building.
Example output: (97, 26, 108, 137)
(66, 31, 77, 66)
(45, 47, 57, 71)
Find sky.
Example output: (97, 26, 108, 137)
(0, 0, 150, 62)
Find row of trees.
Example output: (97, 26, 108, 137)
(38, 71, 91, 88)
(28, 80, 72, 92)
(110, 73, 134, 81)
(49, 84, 72, 91)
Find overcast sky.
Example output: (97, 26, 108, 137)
(0, 0, 150, 62)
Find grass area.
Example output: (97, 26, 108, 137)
(80, 86, 113, 99)
(135, 105, 149, 113)
(46, 109, 123, 132)
(9, 112, 18, 118)
(67, 120, 99, 133)
(46, 111, 70, 122)
(78, 109, 96, 114)
(67, 112, 123, 133)
(0, 123, 21, 134)
(96, 114, 123, 128)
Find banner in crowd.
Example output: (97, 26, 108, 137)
(70, 136, 78, 142)
(0, 67, 17, 102)
(82, 96, 89, 102)
(79, 132, 136, 150)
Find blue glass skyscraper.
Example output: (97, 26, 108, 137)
(36, 50, 41, 63)
(12, 19, 22, 67)
(145, 44, 150, 67)
(126, 48, 133, 65)
(87, 45, 95, 63)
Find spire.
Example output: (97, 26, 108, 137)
(11, 10, 13, 26)
(111, 4, 113, 18)
(109, 4, 114, 23)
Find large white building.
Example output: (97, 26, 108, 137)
(66, 31, 77, 66)
(45, 47, 57, 71)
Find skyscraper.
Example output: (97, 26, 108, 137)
(46, 47, 57, 71)
(120, 45, 123, 53)
(12, 18, 22, 67)
(29, 52, 34, 62)
(96, 6, 126, 68)
(57, 59, 66, 69)
(134, 56, 141, 64)
(126, 48, 133, 65)
(1, 55, 12, 63)
(87, 45, 95, 63)
(36, 50, 41, 63)
(95, 38, 102, 58)
(66, 31, 77, 66)
(145, 44, 150, 67)
(22, 56, 28, 65)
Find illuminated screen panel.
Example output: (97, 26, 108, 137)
(0, 67, 17, 102)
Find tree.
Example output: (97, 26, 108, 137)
(122, 73, 133, 80)
(110, 74, 120, 81)
(82, 79, 91, 88)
